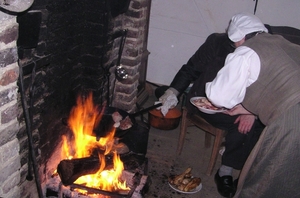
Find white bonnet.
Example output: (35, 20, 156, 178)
(227, 12, 268, 42)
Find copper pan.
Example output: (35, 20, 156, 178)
(148, 108, 182, 130)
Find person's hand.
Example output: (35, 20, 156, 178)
(224, 104, 251, 116)
(156, 88, 179, 116)
(224, 104, 257, 134)
(159, 88, 179, 104)
(234, 114, 256, 134)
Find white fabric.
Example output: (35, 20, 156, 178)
(159, 89, 178, 102)
(205, 46, 260, 109)
(156, 89, 179, 116)
(228, 12, 268, 42)
(155, 94, 178, 116)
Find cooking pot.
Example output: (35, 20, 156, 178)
(148, 108, 182, 130)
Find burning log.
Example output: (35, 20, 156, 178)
(57, 157, 100, 186)
(70, 183, 128, 197)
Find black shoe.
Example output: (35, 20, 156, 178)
(214, 171, 236, 198)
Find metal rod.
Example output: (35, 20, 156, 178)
(131, 103, 162, 117)
(116, 29, 128, 66)
(110, 29, 128, 106)
(254, 0, 258, 14)
(26, 60, 37, 181)
(70, 184, 128, 198)
(18, 59, 44, 198)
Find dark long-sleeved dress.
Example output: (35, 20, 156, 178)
(166, 33, 264, 169)
(170, 33, 234, 103)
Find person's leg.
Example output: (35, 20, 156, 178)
(194, 112, 264, 197)
(197, 112, 264, 170)
(222, 119, 264, 170)
(197, 113, 238, 197)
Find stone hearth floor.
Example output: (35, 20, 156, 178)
(139, 86, 239, 198)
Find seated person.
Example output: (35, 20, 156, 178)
(206, 12, 300, 198)
(155, 32, 265, 198)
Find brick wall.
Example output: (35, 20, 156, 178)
(110, 0, 151, 111)
(0, 0, 151, 197)
(0, 14, 22, 198)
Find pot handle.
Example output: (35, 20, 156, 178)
(131, 103, 162, 117)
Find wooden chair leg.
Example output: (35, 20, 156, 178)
(176, 108, 188, 155)
(206, 129, 225, 176)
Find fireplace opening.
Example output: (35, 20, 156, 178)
(0, 0, 152, 197)
(44, 92, 151, 198)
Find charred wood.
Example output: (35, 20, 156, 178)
(70, 183, 128, 198)
(57, 157, 100, 186)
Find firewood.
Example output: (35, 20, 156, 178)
(57, 157, 100, 186)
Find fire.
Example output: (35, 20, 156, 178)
(75, 152, 127, 192)
(61, 92, 129, 192)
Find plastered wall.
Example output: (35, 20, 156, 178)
(147, 0, 300, 85)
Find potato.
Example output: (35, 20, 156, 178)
(169, 168, 201, 192)
(183, 177, 202, 192)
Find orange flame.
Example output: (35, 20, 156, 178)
(61, 92, 129, 192)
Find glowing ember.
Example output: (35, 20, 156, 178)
(60, 92, 130, 193)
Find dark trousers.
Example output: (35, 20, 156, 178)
(198, 112, 264, 170)
(155, 86, 264, 170)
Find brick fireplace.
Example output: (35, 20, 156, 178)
(0, 0, 151, 197)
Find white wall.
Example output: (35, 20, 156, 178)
(147, 0, 300, 86)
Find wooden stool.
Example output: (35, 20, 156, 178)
(177, 107, 226, 176)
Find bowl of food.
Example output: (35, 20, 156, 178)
(190, 97, 226, 114)
(168, 167, 202, 194)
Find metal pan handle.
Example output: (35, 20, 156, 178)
(131, 103, 162, 117)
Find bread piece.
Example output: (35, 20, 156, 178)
(173, 167, 192, 185)
(183, 177, 201, 192)
(182, 177, 192, 185)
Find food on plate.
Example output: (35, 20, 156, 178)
(168, 167, 201, 192)
(170, 167, 192, 186)
(183, 177, 202, 192)
(192, 97, 222, 110)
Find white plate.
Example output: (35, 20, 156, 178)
(190, 97, 226, 114)
(168, 182, 202, 194)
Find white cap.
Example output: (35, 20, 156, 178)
(227, 12, 268, 42)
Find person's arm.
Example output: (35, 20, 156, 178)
(158, 33, 231, 115)
(205, 46, 261, 109)
(225, 104, 252, 115)
(169, 33, 226, 94)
